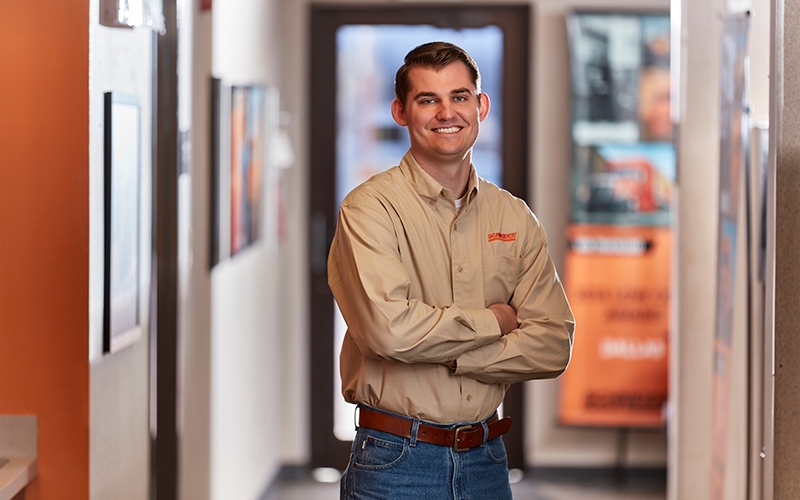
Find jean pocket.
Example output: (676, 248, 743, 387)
(483, 437, 508, 464)
(354, 434, 407, 470)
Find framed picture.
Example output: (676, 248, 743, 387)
(103, 92, 142, 354)
(99, 0, 165, 32)
(210, 78, 270, 268)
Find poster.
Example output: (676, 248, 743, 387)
(560, 224, 670, 426)
(710, 16, 749, 500)
(230, 86, 266, 256)
(559, 11, 675, 427)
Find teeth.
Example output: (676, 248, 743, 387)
(434, 127, 460, 133)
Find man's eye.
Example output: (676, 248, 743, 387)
(421, 99, 436, 105)
(453, 95, 468, 102)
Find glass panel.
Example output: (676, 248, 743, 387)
(333, 25, 505, 441)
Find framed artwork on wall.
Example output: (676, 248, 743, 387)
(103, 91, 143, 354)
(210, 78, 274, 268)
(99, 0, 165, 32)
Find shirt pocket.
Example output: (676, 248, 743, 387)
(482, 254, 523, 305)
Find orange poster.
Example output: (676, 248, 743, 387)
(559, 224, 670, 427)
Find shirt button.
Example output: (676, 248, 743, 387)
(466, 394, 472, 402)
(457, 265, 463, 273)
(453, 223, 458, 231)
(429, 199, 436, 205)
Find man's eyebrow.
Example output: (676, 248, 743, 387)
(412, 88, 475, 100)
(412, 91, 438, 100)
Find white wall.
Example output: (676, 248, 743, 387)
(88, 0, 154, 497)
(209, 0, 286, 494)
(179, 0, 299, 498)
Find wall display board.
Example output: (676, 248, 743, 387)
(710, 15, 750, 500)
(559, 11, 675, 427)
(210, 79, 270, 267)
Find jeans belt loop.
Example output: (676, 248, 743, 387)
(410, 418, 420, 447)
(480, 421, 489, 445)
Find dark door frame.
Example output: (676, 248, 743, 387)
(151, 1, 180, 498)
(309, 3, 531, 471)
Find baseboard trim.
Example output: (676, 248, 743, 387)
(258, 465, 312, 500)
(529, 466, 667, 490)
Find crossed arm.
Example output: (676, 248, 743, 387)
(328, 200, 575, 385)
(440, 303, 518, 370)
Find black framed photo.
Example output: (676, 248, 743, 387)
(103, 92, 142, 354)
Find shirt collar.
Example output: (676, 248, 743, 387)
(399, 150, 480, 203)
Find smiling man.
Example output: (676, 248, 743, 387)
(328, 42, 575, 500)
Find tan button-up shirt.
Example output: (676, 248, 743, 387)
(328, 151, 575, 424)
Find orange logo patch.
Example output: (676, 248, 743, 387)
(488, 232, 517, 242)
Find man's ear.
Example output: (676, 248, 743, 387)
(478, 92, 491, 122)
(391, 98, 407, 126)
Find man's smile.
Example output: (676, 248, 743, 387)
(432, 126, 463, 133)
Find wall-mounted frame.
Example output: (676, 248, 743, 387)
(210, 78, 271, 268)
(103, 92, 143, 354)
(99, 0, 165, 32)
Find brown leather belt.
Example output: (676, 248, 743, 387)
(358, 407, 512, 452)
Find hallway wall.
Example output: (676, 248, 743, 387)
(670, 1, 772, 498)
(3, 3, 170, 499)
(0, 3, 91, 498)
(87, 0, 154, 498)
(178, 0, 299, 498)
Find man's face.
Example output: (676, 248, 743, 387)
(391, 62, 490, 168)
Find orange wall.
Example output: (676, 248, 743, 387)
(0, 1, 90, 499)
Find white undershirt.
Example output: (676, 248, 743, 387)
(454, 195, 466, 213)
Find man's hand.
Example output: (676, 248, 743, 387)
(488, 303, 519, 336)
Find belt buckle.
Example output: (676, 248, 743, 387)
(453, 425, 473, 452)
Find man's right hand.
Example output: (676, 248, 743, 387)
(488, 303, 519, 336)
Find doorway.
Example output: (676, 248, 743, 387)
(309, 4, 531, 470)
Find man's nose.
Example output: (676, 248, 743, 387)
(436, 101, 455, 120)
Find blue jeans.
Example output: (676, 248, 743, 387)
(340, 407, 513, 500)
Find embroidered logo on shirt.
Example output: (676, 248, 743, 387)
(488, 232, 517, 242)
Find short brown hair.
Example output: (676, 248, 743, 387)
(394, 41, 482, 104)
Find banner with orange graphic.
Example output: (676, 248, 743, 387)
(559, 224, 670, 427)
(559, 11, 673, 427)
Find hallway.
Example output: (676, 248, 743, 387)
(2, 0, 793, 499)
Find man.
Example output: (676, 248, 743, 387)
(328, 41, 575, 500)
